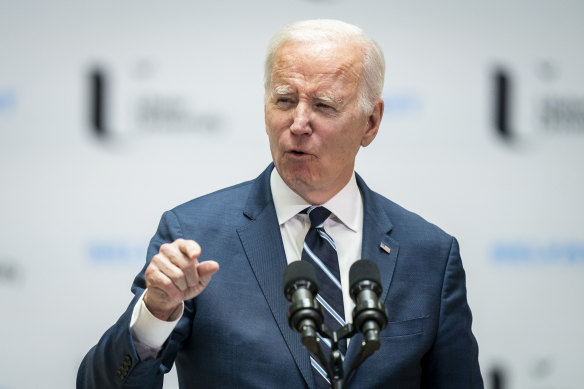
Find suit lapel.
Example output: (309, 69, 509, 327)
(344, 174, 400, 372)
(236, 165, 314, 389)
(358, 174, 399, 305)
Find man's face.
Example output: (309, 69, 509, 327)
(265, 40, 382, 204)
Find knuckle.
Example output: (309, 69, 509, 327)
(190, 240, 201, 252)
(169, 266, 184, 280)
(159, 243, 171, 254)
(145, 262, 158, 277)
(159, 276, 173, 289)
(151, 253, 163, 264)
(182, 259, 196, 270)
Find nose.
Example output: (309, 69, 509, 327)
(290, 102, 311, 135)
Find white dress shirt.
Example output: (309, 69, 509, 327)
(270, 168, 363, 321)
(130, 168, 364, 357)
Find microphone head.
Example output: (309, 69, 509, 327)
(283, 261, 318, 300)
(350, 259, 381, 285)
(350, 259, 388, 333)
(349, 259, 382, 299)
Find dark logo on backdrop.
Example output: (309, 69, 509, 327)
(492, 62, 584, 142)
(492, 69, 513, 140)
(88, 63, 225, 140)
(89, 69, 107, 137)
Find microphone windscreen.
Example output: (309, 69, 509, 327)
(349, 259, 381, 288)
(283, 261, 317, 293)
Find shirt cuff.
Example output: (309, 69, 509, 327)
(130, 289, 184, 349)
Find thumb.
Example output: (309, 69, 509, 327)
(197, 260, 220, 278)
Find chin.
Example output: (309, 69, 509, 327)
(278, 155, 321, 182)
(287, 174, 322, 198)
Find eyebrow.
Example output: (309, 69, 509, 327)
(273, 85, 295, 95)
(271, 85, 344, 105)
(315, 94, 343, 105)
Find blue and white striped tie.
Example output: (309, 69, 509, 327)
(301, 206, 345, 388)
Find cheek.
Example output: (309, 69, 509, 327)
(268, 113, 293, 139)
(341, 119, 368, 150)
(267, 107, 290, 125)
(266, 127, 285, 159)
(265, 113, 278, 137)
(325, 135, 361, 165)
(266, 129, 279, 153)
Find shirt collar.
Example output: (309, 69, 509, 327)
(270, 168, 362, 232)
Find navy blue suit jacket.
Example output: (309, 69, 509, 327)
(78, 164, 483, 388)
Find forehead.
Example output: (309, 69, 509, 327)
(270, 40, 364, 94)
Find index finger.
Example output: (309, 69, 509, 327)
(177, 239, 201, 260)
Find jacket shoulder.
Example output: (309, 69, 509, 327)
(171, 179, 255, 215)
(369, 188, 454, 246)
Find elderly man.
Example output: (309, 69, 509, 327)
(78, 19, 483, 388)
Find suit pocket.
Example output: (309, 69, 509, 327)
(380, 316, 426, 338)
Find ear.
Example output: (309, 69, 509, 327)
(360, 99, 384, 147)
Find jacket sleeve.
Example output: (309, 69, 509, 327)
(77, 210, 194, 389)
(421, 237, 484, 388)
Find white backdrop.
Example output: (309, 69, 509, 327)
(1, 1, 583, 388)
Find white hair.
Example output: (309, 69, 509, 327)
(264, 19, 385, 114)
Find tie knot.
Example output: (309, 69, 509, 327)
(305, 206, 332, 228)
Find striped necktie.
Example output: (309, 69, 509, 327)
(301, 206, 345, 388)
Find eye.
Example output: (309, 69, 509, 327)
(316, 102, 337, 113)
(275, 97, 295, 109)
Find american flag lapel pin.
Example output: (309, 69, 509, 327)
(380, 242, 391, 254)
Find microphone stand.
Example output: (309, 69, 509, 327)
(285, 259, 387, 389)
(306, 321, 381, 389)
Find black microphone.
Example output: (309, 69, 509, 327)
(349, 259, 388, 344)
(283, 261, 323, 339)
